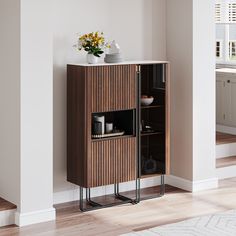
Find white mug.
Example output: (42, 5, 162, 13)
(105, 123, 113, 134)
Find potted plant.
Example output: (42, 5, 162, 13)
(75, 31, 109, 64)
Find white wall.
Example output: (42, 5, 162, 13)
(152, 0, 166, 60)
(0, 0, 21, 207)
(166, 0, 217, 186)
(192, 0, 216, 181)
(53, 0, 167, 199)
(20, 0, 54, 216)
(166, 0, 193, 180)
(0, 0, 55, 226)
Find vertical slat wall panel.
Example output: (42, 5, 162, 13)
(88, 137, 136, 188)
(87, 65, 136, 112)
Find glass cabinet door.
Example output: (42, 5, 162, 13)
(140, 64, 166, 177)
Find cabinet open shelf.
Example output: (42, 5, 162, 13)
(91, 134, 135, 142)
(141, 105, 164, 109)
(91, 109, 135, 140)
(141, 173, 162, 179)
(141, 131, 163, 136)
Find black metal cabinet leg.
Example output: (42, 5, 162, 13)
(160, 175, 165, 196)
(79, 186, 84, 211)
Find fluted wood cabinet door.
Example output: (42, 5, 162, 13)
(86, 65, 136, 112)
(88, 137, 136, 188)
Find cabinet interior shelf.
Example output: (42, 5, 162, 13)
(91, 134, 135, 142)
(141, 131, 164, 137)
(141, 173, 162, 179)
(141, 105, 164, 109)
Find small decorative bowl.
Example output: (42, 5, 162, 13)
(141, 96, 154, 106)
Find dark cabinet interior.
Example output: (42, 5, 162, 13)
(91, 109, 136, 139)
(140, 64, 166, 177)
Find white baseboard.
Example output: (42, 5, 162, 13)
(216, 164, 236, 179)
(216, 124, 236, 135)
(165, 175, 193, 191)
(166, 175, 218, 192)
(54, 175, 219, 205)
(192, 178, 218, 192)
(216, 125, 236, 159)
(0, 209, 16, 227)
(216, 142, 236, 158)
(15, 207, 56, 227)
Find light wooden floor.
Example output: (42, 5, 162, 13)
(216, 132, 236, 145)
(0, 198, 16, 212)
(1, 178, 236, 236)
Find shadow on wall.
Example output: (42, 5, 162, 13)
(53, 62, 68, 192)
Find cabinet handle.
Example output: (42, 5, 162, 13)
(227, 80, 231, 83)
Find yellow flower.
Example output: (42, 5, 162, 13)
(76, 31, 108, 52)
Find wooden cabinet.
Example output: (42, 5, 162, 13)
(67, 62, 170, 202)
(216, 72, 236, 127)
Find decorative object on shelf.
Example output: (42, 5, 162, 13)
(141, 95, 154, 106)
(92, 130, 125, 139)
(141, 120, 155, 133)
(104, 40, 124, 63)
(93, 115, 105, 134)
(105, 122, 113, 134)
(142, 126, 155, 134)
(143, 156, 157, 175)
(87, 53, 98, 64)
(74, 31, 110, 64)
(93, 121, 103, 135)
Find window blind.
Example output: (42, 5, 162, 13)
(229, 3, 236, 22)
(215, 0, 236, 23)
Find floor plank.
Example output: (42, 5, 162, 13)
(216, 156, 236, 168)
(0, 197, 16, 212)
(1, 179, 236, 236)
(216, 132, 236, 145)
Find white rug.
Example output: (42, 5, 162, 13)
(122, 210, 236, 236)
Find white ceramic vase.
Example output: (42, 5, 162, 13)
(87, 53, 98, 64)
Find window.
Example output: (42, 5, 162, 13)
(216, 41, 222, 58)
(215, 0, 236, 64)
(229, 40, 236, 60)
(215, 3, 222, 22)
(229, 3, 236, 22)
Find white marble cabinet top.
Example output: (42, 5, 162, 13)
(68, 60, 169, 67)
